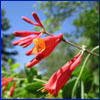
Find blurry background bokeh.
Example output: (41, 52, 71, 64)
(1, 1, 99, 99)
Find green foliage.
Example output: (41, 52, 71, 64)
(62, 78, 77, 99)
(24, 66, 42, 83)
(24, 81, 43, 93)
(1, 1, 99, 99)
(9, 63, 20, 72)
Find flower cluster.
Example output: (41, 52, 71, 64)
(26, 34, 63, 68)
(12, 12, 83, 98)
(13, 12, 63, 68)
(1, 77, 16, 97)
(12, 12, 44, 48)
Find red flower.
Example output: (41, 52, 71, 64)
(26, 34, 63, 68)
(9, 81, 16, 97)
(41, 53, 82, 98)
(12, 12, 63, 68)
(13, 31, 41, 37)
(32, 12, 44, 28)
(12, 12, 44, 48)
(22, 12, 44, 28)
(1, 77, 13, 87)
(1, 77, 16, 97)
(1, 78, 12, 94)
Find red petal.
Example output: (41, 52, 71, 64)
(13, 31, 41, 37)
(22, 41, 32, 48)
(22, 16, 39, 26)
(25, 48, 33, 56)
(12, 37, 30, 45)
(1, 78, 13, 87)
(70, 54, 82, 71)
(18, 38, 32, 46)
(1, 78, 6, 81)
(32, 12, 44, 28)
(9, 81, 16, 97)
(26, 58, 40, 68)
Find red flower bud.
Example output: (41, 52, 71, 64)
(22, 16, 39, 26)
(9, 81, 16, 97)
(32, 12, 44, 28)
(13, 31, 41, 37)
(1, 78, 13, 87)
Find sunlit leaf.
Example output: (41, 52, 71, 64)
(9, 63, 20, 72)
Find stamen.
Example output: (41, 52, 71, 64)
(41, 88, 46, 93)
(45, 93, 53, 99)
(32, 38, 46, 54)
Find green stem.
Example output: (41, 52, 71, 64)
(71, 45, 99, 99)
(81, 81, 84, 99)
(1, 72, 47, 83)
(13, 77, 46, 83)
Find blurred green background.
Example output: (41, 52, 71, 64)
(1, 1, 99, 99)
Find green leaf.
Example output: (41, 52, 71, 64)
(76, 81, 81, 99)
(9, 63, 20, 72)
(62, 77, 77, 99)
(13, 87, 28, 98)
(1, 65, 5, 72)
(9, 72, 18, 77)
(8, 58, 12, 66)
(30, 67, 37, 77)
(72, 66, 93, 93)
(24, 81, 43, 93)
(24, 66, 40, 83)
(24, 66, 33, 83)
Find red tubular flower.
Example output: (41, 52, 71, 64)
(1, 78, 13, 87)
(22, 12, 44, 28)
(13, 12, 44, 48)
(22, 16, 39, 26)
(41, 53, 82, 98)
(26, 34, 63, 68)
(1, 77, 16, 96)
(32, 12, 44, 28)
(13, 31, 41, 37)
(13, 35, 39, 48)
(9, 81, 16, 97)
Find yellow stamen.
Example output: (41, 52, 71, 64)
(32, 38, 46, 54)
(45, 93, 53, 99)
(41, 88, 46, 93)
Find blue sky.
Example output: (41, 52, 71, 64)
(1, 1, 76, 72)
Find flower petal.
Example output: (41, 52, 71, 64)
(9, 81, 16, 97)
(22, 41, 32, 48)
(13, 31, 41, 37)
(25, 48, 33, 56)
(26, 58, 40, 68)
(22, 16, 39, 26)
(32, 12, 44, 28)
